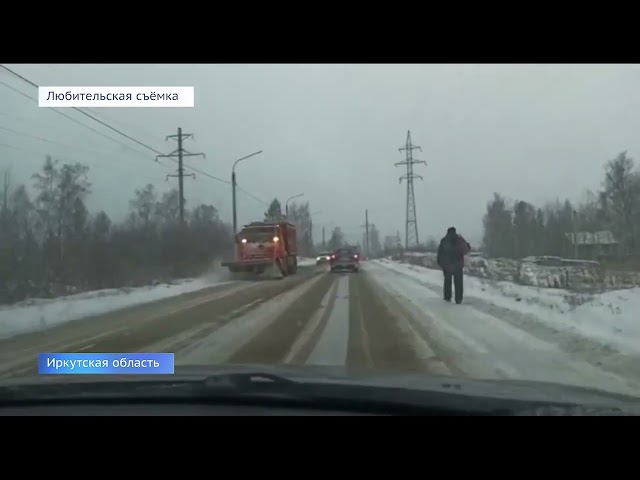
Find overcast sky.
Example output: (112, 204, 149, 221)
(2, 63, 640, 247)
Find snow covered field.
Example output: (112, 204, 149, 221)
(0, 257, 320, 340)
(401, 252, 640, 291)
(371, 258, 640, 393)
(376, 258, 640, 357)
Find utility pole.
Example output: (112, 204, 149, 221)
(322, 226, 325, 249)
(232, 172, 237, 232)
(1, 170, 9, 212)
(365, 209, 369, 258)
(231, 150, 263, 234)
(156, 127, 205, 225)
(360, 209, 369, 258)
(395, 130, 426, 250)
(573, 209, 579, 259)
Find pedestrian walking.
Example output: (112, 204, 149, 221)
(436, 227, 471, 304)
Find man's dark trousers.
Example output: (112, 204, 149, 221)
(443, 266, 463, 304)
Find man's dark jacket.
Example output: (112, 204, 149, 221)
(437, 231, 471, 271)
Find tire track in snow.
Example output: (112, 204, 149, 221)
(0, 272, 323, 378)
(222, 273, 337, 364)
(304, 275, 350, 366)
(347, 270, 447, 374)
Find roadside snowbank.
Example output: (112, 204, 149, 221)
(0, 271, 234, 340)
(298, 257, 318, 267)
(0, 258, 319, 340)
(398, 252, 640, 291)
(375, 258, 640, 357)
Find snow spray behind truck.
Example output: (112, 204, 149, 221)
(221, 221, 298, 278)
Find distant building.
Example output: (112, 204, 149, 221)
(564, 230, 619, 260)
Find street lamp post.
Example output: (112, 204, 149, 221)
(285, 193, 304, 219)
(231, 150, 262, 234)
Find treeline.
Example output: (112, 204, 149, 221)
(0, 156, 234, 305)
(322, 224, 383, 258)
(382, 235, 441, 256)
(263, 198, 316, 256)
(482, 151, 640, 259)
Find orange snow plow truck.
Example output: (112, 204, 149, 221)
(221, 221, 298, 277)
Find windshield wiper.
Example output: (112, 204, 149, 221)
(130, 372, 304, 395)
(189, 372, 304, 397)
(203, 372, 299, 388)
(172, 371, 363, 403)
(179, 373, 638, 415)
(128, 372, 547, 415)
(157, 372, 477, 414)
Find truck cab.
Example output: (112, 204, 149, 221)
(238, 224, 283, 262)
(223, 221, 298, 276)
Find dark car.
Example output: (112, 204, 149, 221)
(316, 252, 332, 266)
(330, 246, 360, 273)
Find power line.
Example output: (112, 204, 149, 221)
(3, 66, 200, 175)
(0, 65, 269, 207)
(236, 183, 268, 205)
(85, 107, 162, 141)
(0, 123, 171, 179)
(0, 78, 166, 165)
(0, 142, 166, 184)
(2, 66, 207, 179)
(0, 124, 66, 146)
(0, 124, 138, 160)
(0, 65, 164, 157)
(0, 80, 34, 102)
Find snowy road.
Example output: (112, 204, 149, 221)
(366, 261, 640, 397)
(0, 262, 444, 380)
(1, 258, 640, 398)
